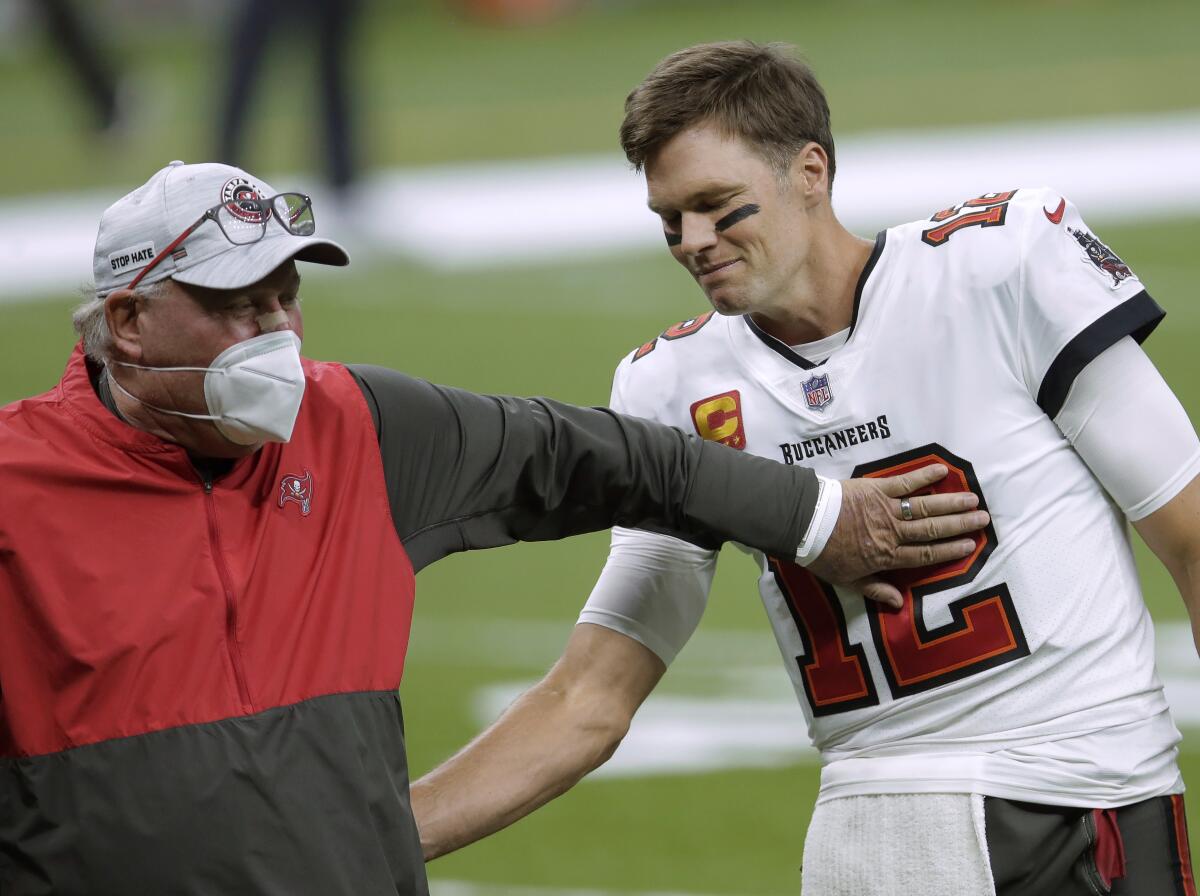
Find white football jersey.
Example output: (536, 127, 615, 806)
(593, 188, 1186, 808)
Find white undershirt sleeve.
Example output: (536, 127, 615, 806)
(576, 527, 719, 666)
(1054, 336, 1200, 521)
(795, 475, 842, 566)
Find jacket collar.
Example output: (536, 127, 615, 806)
(60, 342, 197, 459)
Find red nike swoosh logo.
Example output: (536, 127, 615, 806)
(1044, 198, 1066, 224)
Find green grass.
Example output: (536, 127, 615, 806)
(1, 0, 1198, 195)
(3, 0, 1199, 889)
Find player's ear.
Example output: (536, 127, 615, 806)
(789, 142, 829, 204)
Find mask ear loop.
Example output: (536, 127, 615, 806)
(106, 367, 224, 422)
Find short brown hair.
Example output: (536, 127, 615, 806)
(620, 41, 835, 186)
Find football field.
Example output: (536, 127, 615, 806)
(1, 1, 1197, 892)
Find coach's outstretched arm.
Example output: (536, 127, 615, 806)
(351, 367, 986, 584)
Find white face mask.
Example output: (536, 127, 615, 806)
(108, 330, 306, 446)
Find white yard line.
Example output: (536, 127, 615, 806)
(414, 617, 1200, 780)
(3, 111, 1200, 302)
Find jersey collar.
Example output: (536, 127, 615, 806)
(742, 230, 887, 370)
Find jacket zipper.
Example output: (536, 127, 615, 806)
(200, 471, 253, 713)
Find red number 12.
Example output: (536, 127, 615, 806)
(771, 444, 1029, 716)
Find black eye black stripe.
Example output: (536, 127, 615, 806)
(663, 202, 759, 246)
(715, 203, 761, 232)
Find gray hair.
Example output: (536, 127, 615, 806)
(72, 281, 171, 364)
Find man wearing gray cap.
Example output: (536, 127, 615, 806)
(0, 160, 987, 894)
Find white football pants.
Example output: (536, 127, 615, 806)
(801, 793, 996, 896)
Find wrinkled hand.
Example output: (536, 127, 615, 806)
(806, 464, 989, 609)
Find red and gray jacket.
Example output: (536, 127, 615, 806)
(0, 346, 819, 895)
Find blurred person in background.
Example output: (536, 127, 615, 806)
(217, 0, 362, 199)
(31, 0, 123, 135)
(412, 41, 1200, 896)
(0, 159, 985, 894)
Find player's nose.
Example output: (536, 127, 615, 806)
(679, 212, 719, 257)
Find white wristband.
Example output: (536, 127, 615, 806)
(795, 475, 842, 566)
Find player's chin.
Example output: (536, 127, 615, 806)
(704, 289, 748, 316)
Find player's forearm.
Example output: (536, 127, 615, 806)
(412, 679, 628, 860)
(1153, 549, 1200, 657)
(1168, 557, 1200, 657)
(1132, 476, 1200, 658)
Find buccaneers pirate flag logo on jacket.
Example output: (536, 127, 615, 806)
(279, 470, 314, 516)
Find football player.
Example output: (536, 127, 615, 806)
(412, 42, 1200, 895)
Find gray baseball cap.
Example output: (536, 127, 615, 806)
(93, 160, 349, 296)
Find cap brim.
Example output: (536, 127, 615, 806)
(171, 235, 350, 291)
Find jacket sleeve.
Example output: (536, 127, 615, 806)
(347, 364, 820, 573)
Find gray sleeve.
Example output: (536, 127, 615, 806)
(348, 364, 820, 573)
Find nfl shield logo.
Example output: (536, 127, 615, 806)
(803, 374, 833, 411)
